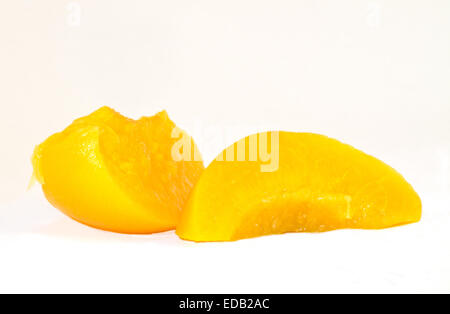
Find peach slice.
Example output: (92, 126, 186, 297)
(32, 107, 204, 234)
(176, 132, 421, 242)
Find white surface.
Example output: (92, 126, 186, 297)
(1, 1, 450, 293)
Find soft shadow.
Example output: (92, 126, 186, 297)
(32, 217, 187, 247)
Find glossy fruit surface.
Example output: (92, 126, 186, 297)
(32, 107, 204, 234)
(177, 132, 421, 242)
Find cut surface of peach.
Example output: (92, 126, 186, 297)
(176, 132, 422, 242)
(32, 107, 204, 234)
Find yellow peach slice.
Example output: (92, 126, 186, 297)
(32, 107, 204, 234)
(176, 132, 421, 242)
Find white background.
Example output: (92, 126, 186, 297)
(0, 1, 449, 293)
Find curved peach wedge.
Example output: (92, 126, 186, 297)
(32, 107, 204, 234)
(176, 132, 421, 242)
